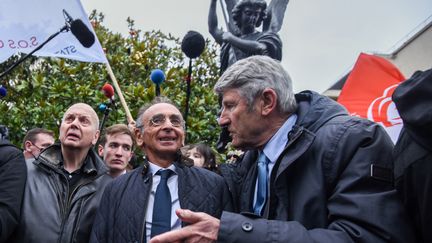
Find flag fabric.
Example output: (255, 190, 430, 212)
(338, 52, 406, 143)
(0, 0, 107, 63)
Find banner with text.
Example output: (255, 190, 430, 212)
(0, 0, 107, 63)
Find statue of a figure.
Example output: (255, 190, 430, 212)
(209, 0, 290, 152)
(208, 0, 289, 73)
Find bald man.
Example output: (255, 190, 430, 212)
(9, 103, 112, 243)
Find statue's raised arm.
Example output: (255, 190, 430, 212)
(208, 0, 289, 73)
(208, 0, 225, 44)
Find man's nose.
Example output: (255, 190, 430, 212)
(70, 118, 80, 127)
(218, 112, 229, 126)
(160, 118, 179, 130)
(114, 147, 123, 156)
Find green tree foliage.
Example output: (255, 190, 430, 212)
(0, 11, 221, 153)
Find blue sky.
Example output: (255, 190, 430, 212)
(82, 0, 432, 93)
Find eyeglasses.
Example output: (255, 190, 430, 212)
(137, 114, 184, 129)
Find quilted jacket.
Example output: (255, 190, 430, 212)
(90, 155, 232, 243)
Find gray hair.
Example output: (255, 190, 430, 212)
(214, 55, 297, 114)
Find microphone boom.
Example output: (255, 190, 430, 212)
(181, 31, 205, 59)
(70, 19, 95, 48)
(63, 9, 96, 48)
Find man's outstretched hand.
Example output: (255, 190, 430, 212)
(150, 209, 220, 243)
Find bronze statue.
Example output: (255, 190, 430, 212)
(208, 0, 289, 73)
(209, 0, 290, 152)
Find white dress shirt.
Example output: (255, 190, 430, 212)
(145, 162, 181, 241)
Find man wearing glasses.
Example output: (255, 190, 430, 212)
(90, 96, 232, 243)
(22, 127, 55, 163)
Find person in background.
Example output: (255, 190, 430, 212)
(150, 55, 414, 243)
(9, 103, 112, 243)
(182, 143, 218, 172)
(22, 127, 55, 163)
(0, 125, 26, 243)
(90, 96, 232, 243)
(392, 68, 432, 242)
(98, 124, 134, 178)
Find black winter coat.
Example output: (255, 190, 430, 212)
(8, 143, 112, 243)
(393, 68, 432, 242)
(0, 140, 26, 243)
(90, 157, 233, 243)
(219, 91, 415, 243)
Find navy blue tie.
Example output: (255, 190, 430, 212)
(254, 152, 269, 215)
(151, 169, 173, 238)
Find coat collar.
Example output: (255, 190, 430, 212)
(141, 150, 193, 176)
(35, 142, 107, 176)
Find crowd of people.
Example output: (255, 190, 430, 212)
(0, 1, 430, 242)
(0, 55, 430, 243)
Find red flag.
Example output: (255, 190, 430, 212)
(338, 53, 406, 143)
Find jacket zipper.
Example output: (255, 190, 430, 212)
(56, 172, 71, 243)
(57, 173, 101, 243)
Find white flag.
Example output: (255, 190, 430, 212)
(0, 0, 107, 63)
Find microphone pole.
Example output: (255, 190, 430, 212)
(184, 58, 193, 133)
(0, 26, 68, 80)
(180, 30, 205, 142)
(98, 103, 112, 131)
(99, 83, 116, 129)
(95, 103, 111, 147)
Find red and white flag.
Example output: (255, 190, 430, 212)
(338, 52, 406, 143)
(0, 0, 107, 63)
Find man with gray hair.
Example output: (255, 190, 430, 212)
(9, 103, 112, 243)
(90, 96, 232, 243)
(151, 55, 414, 243)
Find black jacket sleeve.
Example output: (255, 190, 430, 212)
(0, 142, 27, 243)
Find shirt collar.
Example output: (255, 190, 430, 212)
(148, 161, 177, 176)
(263, 114, 297, 164)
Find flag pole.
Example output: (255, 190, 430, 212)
(105, 62, 134, 124)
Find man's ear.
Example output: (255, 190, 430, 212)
(98, 144, 104, 157)
(134, 128, 144, 147)
(24, 140, 33, 152)
(92, 130, 100, 145)
(260, 88, 277, 116)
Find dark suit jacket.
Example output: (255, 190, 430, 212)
(90, 156, 232, 243)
